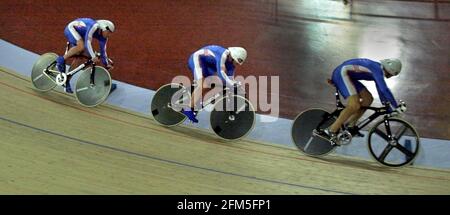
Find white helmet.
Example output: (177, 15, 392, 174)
(97, 20, 115, 33)
(228, 47, 247, 65)
(380, 58, 402, 76)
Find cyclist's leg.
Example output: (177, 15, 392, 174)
(188, 57, 207, 111)
(329, 71, 361, 133)
(330, 95, 360, 133)
(347, 87, 373, 127)
(63, 22, 85, 61)
(60, 25, 84, 94)
(179, 58, 206, 122)
(199, 67, 222, 105)
(192, 73, 219, 111)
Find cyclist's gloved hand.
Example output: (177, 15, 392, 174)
(101, 56, 114, 70)
(391, 101, 407, 117)
(107, 57, 114, 66)
(396, 101, 407, 113)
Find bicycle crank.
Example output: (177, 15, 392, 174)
(55, 73, 67, 86)
(337, 130, 352, 145)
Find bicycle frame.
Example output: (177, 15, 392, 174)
(317, 90, 392, 137)
(173, 85, 245, 114)
(44, 58, 98, 85)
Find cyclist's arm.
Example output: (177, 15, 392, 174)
(191, 49, 205, 80)
(373, 71, 398, 109)
(99, 38, 109, 66)
(216, 50, 236, 88)
(84, 24, 98, 60)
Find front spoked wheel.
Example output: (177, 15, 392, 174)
(368, 117, 420, 167)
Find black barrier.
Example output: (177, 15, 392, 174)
(2, 195, 449, 213)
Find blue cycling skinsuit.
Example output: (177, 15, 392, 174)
(188, 45, 236, 87)
(331, 58, 398, 110)
(64, 18, 110, 65)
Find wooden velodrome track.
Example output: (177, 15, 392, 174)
(0, 67, 449, 194)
